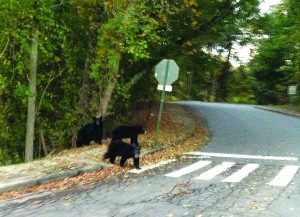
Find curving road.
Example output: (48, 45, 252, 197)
(184, 102, 300, 158)
(0, 102, 300, 217)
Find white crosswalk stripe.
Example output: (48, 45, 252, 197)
(268, 165, 300, 187)
(222, 163, 260, 183)
(194, 162, 235, 181)
(163, 160, 298, 187)
(129, 151, 299, 187)
(186, 151, 298, 161)
(165, 160, 211, 178)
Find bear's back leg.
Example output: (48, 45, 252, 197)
(109, 155, 116, 164)
(120, 156, 128, 167)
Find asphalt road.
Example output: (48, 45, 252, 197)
(185, 102, 300, 158)
(1, 102, 300, 217)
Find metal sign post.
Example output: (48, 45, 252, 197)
(155, 61, 169, 144)
(154, 59, 179, 144)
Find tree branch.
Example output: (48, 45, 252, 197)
(0, 37, 10, 59)
(52, 0, 65, 8)
(37, 69, 63, 114)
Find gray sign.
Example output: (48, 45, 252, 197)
(155, 59, 179, 85)
(288, 86, 297, 95)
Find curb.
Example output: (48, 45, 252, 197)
(0, 145, 182, 195)
(0, 132, 195, 195)
(0, 163, 108, 194)
(0, 142, 187, 194)
(254, 106, 300, 119)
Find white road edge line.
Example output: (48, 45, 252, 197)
(186, 151, 298, 161)
(268, 165, 300, 187)
(222, 163, 260, 183)
(129, 159, 176, 174)
(194, 162, 236, 181)
(165, 160, 212, 178)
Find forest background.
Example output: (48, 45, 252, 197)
(0, 0, 299, 165)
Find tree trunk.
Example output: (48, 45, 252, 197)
(39, 129, 48, 156)
(25, 27, 38, 162)
(215, 62, 231, 102)
(97, 52, 121, 117)
(215, 46, 232, 102)
(97, 70, 119, 117)
(78, 55, 92, 116)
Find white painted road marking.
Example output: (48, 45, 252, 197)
(222, 163, 260, 183)
(186, 151, 298, 161)
(129, 159, 176, 174)
(165, 160, 211, 178)
(268, 165, 300, 187)
(194, 162, 236, 181)
(128, 151, 299, 187)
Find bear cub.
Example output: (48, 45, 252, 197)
(111, 125, 146, 146)
(104, 140, 140, 169)
(76, 116, 104, 147)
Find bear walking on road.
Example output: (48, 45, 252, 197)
(111, 125, 146, 146)
(76, 116, 104, 147)
(103, 140, 140, 169)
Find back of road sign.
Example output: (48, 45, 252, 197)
(155, 59, 179, 85)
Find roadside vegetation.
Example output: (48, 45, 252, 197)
(0, 0, 299, 165)
(268, 105, 300, 114)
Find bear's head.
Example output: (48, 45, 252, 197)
(137, 125, 146, 134)
(93, 116, 103, 126)
(129, 143, 141, 158)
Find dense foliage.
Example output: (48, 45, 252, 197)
(2, 0, 297, 164)
(248, 0, 300, 104)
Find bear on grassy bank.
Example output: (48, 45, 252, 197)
(76, 116, 104, 147)
(103, 140, 140, 169)
(111, 125, 146, 146)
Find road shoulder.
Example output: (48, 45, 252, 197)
(255, 105, 300, 118)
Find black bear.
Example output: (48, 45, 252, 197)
(103, 140, 140, 169)
(76, 116, 104, 147)
(111, 125, 146, 146)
